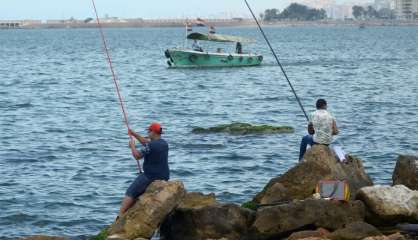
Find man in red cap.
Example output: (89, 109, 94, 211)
(117, 122, 169, 217)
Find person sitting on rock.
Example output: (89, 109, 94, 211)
(299, 99, 339, 161)
(118, 122, 170, 218)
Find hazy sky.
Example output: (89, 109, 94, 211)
(0, 0, 369, 20)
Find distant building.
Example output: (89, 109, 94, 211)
(296, 0, 353, 19)
(374, 0, 392, 9)
(394, 0, 418, 19)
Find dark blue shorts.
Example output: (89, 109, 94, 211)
(125, 173, 152, 199)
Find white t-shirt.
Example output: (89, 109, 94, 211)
(310, 109, 335, 145)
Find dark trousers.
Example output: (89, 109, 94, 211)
(299, 135, 315, 161)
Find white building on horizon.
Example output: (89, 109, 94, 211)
(394, 0, 418, 19)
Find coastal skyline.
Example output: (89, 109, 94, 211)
(0, 0, 374, 20)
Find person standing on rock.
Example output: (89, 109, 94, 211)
(118, 122, 170, 218)
(299, 99, 339, 161)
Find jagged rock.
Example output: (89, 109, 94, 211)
(393, 155, 418, 190)
(248, 199, 365, 239)
(20, 237, 67, 240)
(108, 180, 186, 240)
(192, 122, 294, 135)
(253, 145, 373, 204)
(328, 222, 382, 240)
(356, 185, 418, 226)
(288, 228, 331, 240)
(161, 202, 255, 240)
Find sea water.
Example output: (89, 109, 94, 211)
(0, 26, 417, 238)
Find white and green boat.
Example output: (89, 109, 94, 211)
(164, 32, 263, 68)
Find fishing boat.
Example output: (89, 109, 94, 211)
(164, 32, 263, 68)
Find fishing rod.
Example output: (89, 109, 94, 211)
(91, 0, 142, 173)
(244, 0, 309, 122)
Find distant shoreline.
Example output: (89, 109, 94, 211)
(1, 19, 418, 29)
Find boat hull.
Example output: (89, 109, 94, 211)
(165, 49, 263, 68)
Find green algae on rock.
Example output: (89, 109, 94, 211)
(192, 122, 294, 135)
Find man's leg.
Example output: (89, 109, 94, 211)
(299, 135, 314, 161)
(119, 174, 152, 218)
(119, 196, 136, 217)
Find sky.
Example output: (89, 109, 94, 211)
(0, 0, 368, 20)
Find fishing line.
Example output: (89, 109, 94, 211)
(244, 0, 309, 122)
(91, 0, 142, 173)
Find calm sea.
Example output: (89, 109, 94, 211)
(0, 26, 417, 239)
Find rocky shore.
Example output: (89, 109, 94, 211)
(21, 146, 418, 240)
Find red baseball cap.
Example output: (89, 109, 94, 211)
(148, 122, 162, 134)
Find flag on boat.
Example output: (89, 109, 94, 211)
(209, 25, 216, 34)
(195, 18, 206, 26)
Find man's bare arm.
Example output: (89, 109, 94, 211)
(308, 122, 315, 135)
(128, 129, 150, 145)
(332, 120, 339, 135)
(129, 140, 143, 160)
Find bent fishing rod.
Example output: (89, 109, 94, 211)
(91, 0, 142, 173)
(244, 0, 309, 122)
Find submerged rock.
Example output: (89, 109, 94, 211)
(192, 122, 294, 135)
(356, 185, 418, 226)
(328, 222, 382, 240)
(392, 155, 418, 190)
(107, 180, 186, 240)
(248, 199, 365, 239)
(253, 145, 373, 205)
(161, 202, 255, 240)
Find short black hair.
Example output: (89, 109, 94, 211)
(316, 99, 327, 109)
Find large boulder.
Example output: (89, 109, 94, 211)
(328, 222, 382, 240)
(356, 185, 418, 226)
(161, 193, 255, 240)
(288, 228, 331, 240)
(253, 145, 373, 204)
(393, 155, 418, 190)
(248, 199, 366, 240)
(108, 180, 186, 240)
(20, 237, 67, 240)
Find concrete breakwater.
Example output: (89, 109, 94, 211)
(2, 19, 418, 29)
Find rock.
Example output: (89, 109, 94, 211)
(20, 237, 67, 240)
(253, 145, 373, 204)
(161, 203, 255, 240)
(392, 155, 418, 190)
(192, 122, 294, 135)
(362, 237, 390, 240)
(328, 222, 382, 240)
(356, 185, 418, 226)
(249, 199, 365, 239)
(288, 228, 331, 240)
(292, 238, 330, 240)
(387, 233, 407, 240)
(178, 192, 217, 209)
(108, 180, 186, 240)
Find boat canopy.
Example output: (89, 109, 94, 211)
(187, 32, 255, 43)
